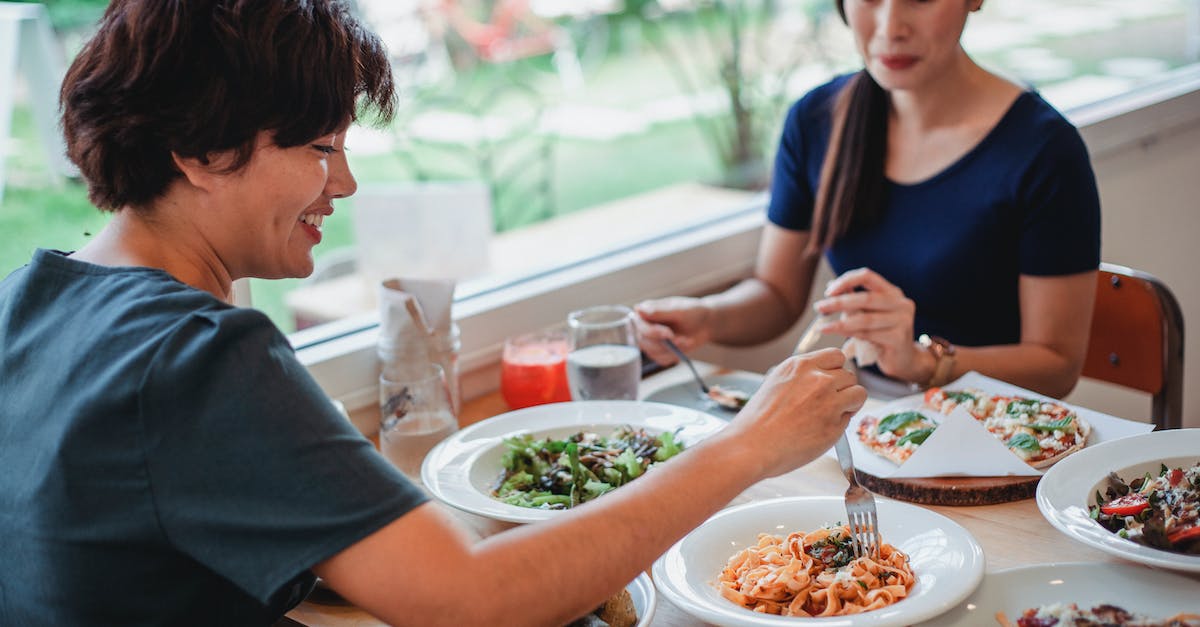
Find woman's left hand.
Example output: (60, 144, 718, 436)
(813, 267, 929, 383)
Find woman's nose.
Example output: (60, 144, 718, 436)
(327, 152, 358, 199)
(877, 0, 910, 41)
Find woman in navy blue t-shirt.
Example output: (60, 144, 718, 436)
(638, 0, 1100, 398)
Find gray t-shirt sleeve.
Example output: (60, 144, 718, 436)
(138, 308, 427, 604)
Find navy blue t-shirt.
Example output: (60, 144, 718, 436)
(768, 75, 1101, 347)
(0, 250, 427, 626)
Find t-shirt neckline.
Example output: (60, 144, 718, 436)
(887, 90, 1034, 190)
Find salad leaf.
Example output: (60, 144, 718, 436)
(615, 448, 643, 479)
(498, 471, 534, 494)
(491, 426, 686, 510)
(654, 431, 683, 461)
(566, 442, 586, 507)
(582, 479, 615, 500)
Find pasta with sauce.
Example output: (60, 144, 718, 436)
(717, 525, 915, 617)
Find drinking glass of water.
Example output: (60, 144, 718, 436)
(566, 305, 641, 401)
(379, 364, 458, 484)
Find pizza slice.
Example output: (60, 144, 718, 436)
(856, 410, 939, 465)
(924, 387, 1091, 468)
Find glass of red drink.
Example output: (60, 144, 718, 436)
(501, 329, 572, 409)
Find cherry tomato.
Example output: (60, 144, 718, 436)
(1168, 468, 1184, 487)
(1099, 493, 1150, 516)
(1167, 524, 1200, 545)
(924, 388, 943, 406)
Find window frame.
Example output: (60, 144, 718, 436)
(295, 65, 1200, 420)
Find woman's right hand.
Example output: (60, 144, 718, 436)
(633, 296, 714, 365)
(725, 348, 866, 478)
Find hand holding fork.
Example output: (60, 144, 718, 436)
(795, 315, 880, 560)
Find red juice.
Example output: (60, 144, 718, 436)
(501, 337, 571, 409)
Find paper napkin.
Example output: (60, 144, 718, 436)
(887, 406, 1040, 478)
(842, 371, 1155, 479)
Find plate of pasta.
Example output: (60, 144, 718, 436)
(421, 400, 726, 523)
(920, 562, 1200, 626)
(652, 496, 984, 626)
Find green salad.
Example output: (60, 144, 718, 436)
(492, 426, 685, 509)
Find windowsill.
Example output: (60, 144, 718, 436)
(285, 182, 762, 330)
(296, 182, 765, 427)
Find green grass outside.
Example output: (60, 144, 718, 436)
(2, 96, 724, 332)
(4, 2, 1195, 331)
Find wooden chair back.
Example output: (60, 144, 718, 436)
(1081, 263, 1184, 429)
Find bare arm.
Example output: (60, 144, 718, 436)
(637, 224, 821, 362)
(946, 272, 1097, 397)
(314, 350, 866, 626)
(705, 224, 821, 345)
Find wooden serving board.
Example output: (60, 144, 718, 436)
(855, 469, 1041, 506)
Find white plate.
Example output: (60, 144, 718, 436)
(922, 562, 1200, 626)
(643, 372, 765, 419)
(1036, 429, 1200, 573)
(421, 400, 727, 523)
(652, 496, 985, 627)
(628, 572, 658, 627)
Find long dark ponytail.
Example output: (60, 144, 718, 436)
(806, 1, 891, 256)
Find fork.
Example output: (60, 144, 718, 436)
(833, 433, 881, 560)
(793, 314, 834, 355)
(662, 338, 711, 397)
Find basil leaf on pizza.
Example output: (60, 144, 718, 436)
(923, 387, 1091, 468)
(856, 387, 1091, 468)
(877, 411, 924, 433)
(856, 411, 939, 465)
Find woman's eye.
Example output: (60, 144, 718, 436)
(311, 144, 336, 155)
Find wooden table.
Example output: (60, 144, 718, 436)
(287, 363, 1167, 626)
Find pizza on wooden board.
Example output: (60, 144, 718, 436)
(856, 388, 1091, 469)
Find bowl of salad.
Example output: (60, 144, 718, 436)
(1036, 428, 1200, 572)
(422, 400, 727, 523)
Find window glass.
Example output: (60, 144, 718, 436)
(3, 0, 1198, 337)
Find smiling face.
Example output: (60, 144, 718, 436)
(205, 129, 356, 280)
(843, 0, 980, 92)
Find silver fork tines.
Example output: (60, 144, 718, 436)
(833, 434, 881, 560)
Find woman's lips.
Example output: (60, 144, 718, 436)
(879, 55, 918, 70)
(299, 221, 323, 244)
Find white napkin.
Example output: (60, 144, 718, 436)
(839, 371, 1155, 479)
(842, 338, 878, 367)
(379, 278, 455, 344)
(887, 407, 1041, 478)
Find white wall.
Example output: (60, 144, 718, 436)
(1068, 108, 1200, 428)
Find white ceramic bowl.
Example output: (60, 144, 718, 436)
(1036, 428, 1200, 573)
(652, 496, 985, 627)
(421, 400, 727, 523)
(922, 561, 1200, 626)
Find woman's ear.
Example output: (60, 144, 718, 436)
(171, 151, 236, 192)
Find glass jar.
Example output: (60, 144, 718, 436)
(378, 322, 461, 418)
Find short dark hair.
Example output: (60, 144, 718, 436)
(60, 0, 396, 211)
